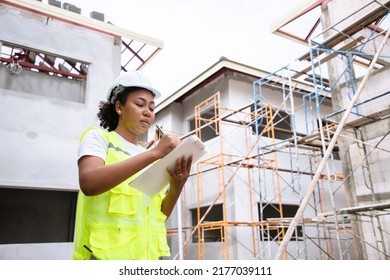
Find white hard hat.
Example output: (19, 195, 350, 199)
(107, 70, 161, 103)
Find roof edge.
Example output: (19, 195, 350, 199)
(156, 57, 317, 113)
(1, 0, 163, 48)
(270, 0, 323, 35)
(155, 57, 269, 113)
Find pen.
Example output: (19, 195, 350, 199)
(145, 125, 163, 149)
(156, 125, 164, 136)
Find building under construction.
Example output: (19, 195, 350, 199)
(157, 0, 390, 260)
(0, 0, 389, 260)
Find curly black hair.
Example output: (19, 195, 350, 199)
(97, 87, 141, 131)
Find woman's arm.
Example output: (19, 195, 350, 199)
(79, 134, 180, 196)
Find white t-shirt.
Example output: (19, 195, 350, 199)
(78, 129, 145, 162)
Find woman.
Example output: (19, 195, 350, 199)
(73, 71, 192, 260)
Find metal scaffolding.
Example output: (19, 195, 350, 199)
(166, 0, 390, 260)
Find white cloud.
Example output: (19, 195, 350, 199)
(68, 0, 309, 100)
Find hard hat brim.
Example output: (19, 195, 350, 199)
(106, 71, 162, 103)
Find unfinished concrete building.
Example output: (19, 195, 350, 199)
(0, 0, 389, 260)
(0, 0, 162, 259)
(157, 0, 390, 260)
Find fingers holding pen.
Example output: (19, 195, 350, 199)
(153, 134, 180, 158)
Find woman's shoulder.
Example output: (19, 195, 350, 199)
(80, 127, 109, 143)
(78, 127, 108, 161)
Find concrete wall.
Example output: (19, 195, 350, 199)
(0, 3, 120, 259)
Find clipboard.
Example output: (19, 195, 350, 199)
(128, 135, 208, 196)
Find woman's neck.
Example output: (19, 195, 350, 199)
(114, 125, 138, 145)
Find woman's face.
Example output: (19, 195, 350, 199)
(116, 88, 155, 135)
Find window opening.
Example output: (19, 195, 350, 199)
(191, 204, 224, 243)
(0, 188, 78, 244)
(0, 42, 88, 79)
(259, 203, 303, 241)
(189, 108, 219, 142)
(251, 105, 293, 140)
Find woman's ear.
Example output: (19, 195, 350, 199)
(115, 101, 122, 115)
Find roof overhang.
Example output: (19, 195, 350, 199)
(271, 0, 331, 45)
(271, 0, 390, 82)
(1, 0, 163, 47)
(1, 0, 163, 70)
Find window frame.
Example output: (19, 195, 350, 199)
(190, 204, 224, 243)
(0, 41, 88, 80)
(258, 202, 303, 241)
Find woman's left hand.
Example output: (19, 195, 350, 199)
(167, 155, 193, 191)
(162, 155, 193, 218)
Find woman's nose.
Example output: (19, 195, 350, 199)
(143, 108, 152, 116)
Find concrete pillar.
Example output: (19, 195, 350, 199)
(321, 0, 367, 259)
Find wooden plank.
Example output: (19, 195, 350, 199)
(298, 1, 390, 61)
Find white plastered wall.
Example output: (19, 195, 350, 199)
(0, 4, 120, 259)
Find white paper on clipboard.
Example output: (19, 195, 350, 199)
(129, 135, 208, 196)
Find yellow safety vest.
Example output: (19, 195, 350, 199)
(72, 127, 170, 260)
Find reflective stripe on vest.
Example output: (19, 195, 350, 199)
(73, 127, 170, 260)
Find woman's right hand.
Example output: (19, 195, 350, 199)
(79, 134, 181, 196)
(152, 134, 181, 159)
